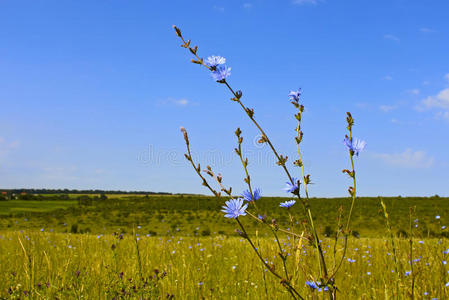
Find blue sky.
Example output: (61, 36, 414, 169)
(0, 0, 448, 197)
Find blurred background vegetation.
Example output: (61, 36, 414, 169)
(0, 190, 447, 239)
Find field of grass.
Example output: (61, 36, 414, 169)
(0, 200, 77, 216)
(2, 231, 449, 299)
(1, 194, 448, 238)
(1, 194, 449, 298)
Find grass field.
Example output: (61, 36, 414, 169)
(1, 194, 449, 298)
(1, 194, 448, 238)
(1, 232, 449, 299)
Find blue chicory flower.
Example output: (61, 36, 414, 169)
(405, 271, 411, 276)
(305, 280, 319, 289)
(280, 200, 296, 208)
(211, 66, 231, 81)
(305, 280, 328, 292)
(205, 55, 226, 67)
(343, 137, 366, 156)
(221, 198, 248, 219)
(284, 178, 300, 194)
(242, 188, 261, 202)
(288, 89, 301, 102)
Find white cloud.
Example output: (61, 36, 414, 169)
(416, 74, 449, 117)
(379, 105, 397, 112)
(407, 89, 420, 95)
(243, 3, 253, 9)
(213, 5, 225, 12)
(292, 0, 318, 5)
(435, 111, 449, 121)
(420, 27, 436, 33)
(175, 99, 189, 106)
(382, 75, 393, 81)
(158, 98, 194, 107)
(420, 88, 449, 110)
(374, 149, 434, 168)
(384, 34, 400, 42)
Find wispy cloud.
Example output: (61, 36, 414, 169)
(292, 0, 318, 5)
(382, 75, 393, 81)
(243, 3, 253, 9)
(213, 5, 225, 12)
(407, 89, 420, 95)
(419, 89, 449, 110)
(384, 34, 400, 43)
(379, 105, 397, 113)
(420, 27, 436, 33)
(157, 98, 195, 107)
(415, 74, 449, 117)
(374, 149, 434, 168)
(435, 111, 449, 121)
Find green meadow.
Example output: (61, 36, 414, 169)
(1, 194, 448, 238)
(1, 194, 449, 298)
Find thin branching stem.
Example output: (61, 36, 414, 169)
(236, 218, 304, 300)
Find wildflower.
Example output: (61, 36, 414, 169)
(205, 55, 226, 67)
(280, 200, 296, 209)
(284, 178, 300, 194)
(305, 280, 328, 292)
(405, 271, 411, 276)
(442, 226, 446, 230)
(305, 280, 319, 289)
(443, 249, 449, 255)
(446, 282, 449, 287)
(343, 137, 366, 156)
(221, 198, 248, 219)
(242, 188, 261, 202)
(288, 89, 301, 102)
(211, 66, 231, 82)
(436, 215, 441, 220)
(367, 272, 371, 275)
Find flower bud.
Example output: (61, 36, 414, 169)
(172, 25, 182, 38)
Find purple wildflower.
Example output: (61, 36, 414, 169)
(221, 198, 248, 219)
(343, 137, 366, 156)
(284, 178, 300, 194)
(288, 89, 301, 102)
(211, 66, 231, 82)
(280, 200, 296, 208)
(205, 55, 226, 67)
(242, 188, 261, 202)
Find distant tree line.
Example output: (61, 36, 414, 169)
(0, 189, 175, 201)
(0, 189, 172, 196)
